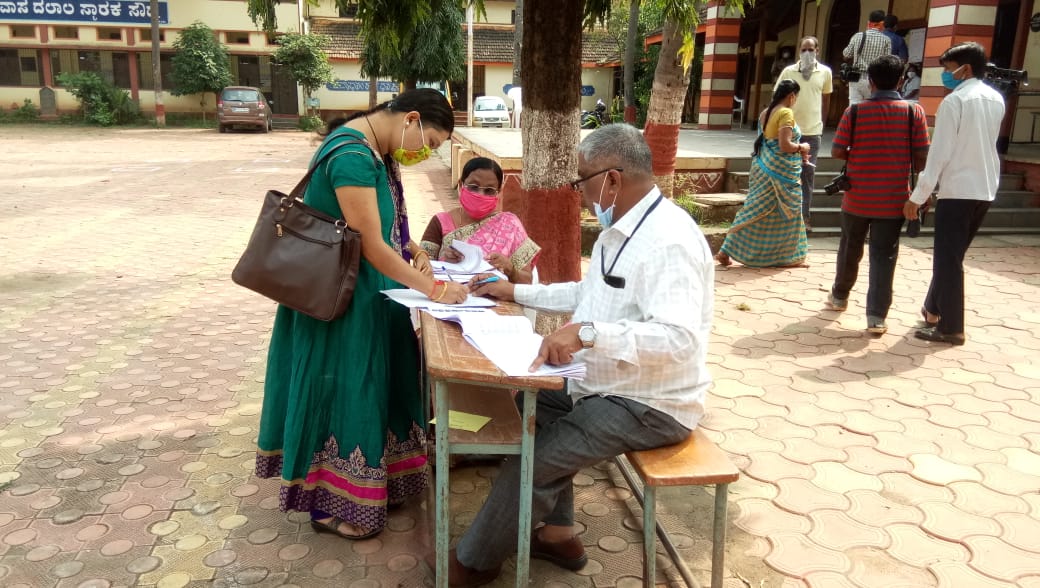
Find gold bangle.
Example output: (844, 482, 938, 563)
(434, 283, 449, 302)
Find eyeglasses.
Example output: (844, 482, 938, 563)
(462, 183, 500, 196)
(569, 167, 623, 191)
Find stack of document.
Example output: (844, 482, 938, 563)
(381, 288, 496, 311)
(425, 309, 586, 380)
(429, 239, 506, 283)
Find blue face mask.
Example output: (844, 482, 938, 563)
(941, 66, 965, 90)
(593, 181, 617, 228)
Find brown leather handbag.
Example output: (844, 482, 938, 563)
(232, 140, 372, 321)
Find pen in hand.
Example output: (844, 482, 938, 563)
(471, 276, 500, 287)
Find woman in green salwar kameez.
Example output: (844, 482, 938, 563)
(255, 89, 470, 540)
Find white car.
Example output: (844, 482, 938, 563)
(472, 96, 510, 128)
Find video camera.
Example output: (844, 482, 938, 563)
(984, 64, 1029, 96)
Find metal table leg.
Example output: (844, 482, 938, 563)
(642, 484, 657, 587)
(515, 388, 537, 587)
(711, 483, 729, 588)
(434, 380, 450, 588)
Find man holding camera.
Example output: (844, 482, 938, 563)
(775, 36, 833, 230)
(904, 42, 1005, 345)
(842, 10, 891, 105)
(827, 55, 929, 335)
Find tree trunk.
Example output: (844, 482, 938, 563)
(512, 0, 523, 85)
(150, 0, 164, 127)
(644, 20, 690, 198)
(200, 94, 207, 122)
(404, 79, 417, 91)
(368, 74, 377, 108)
(623, 0, 639, 123)
(517, 0, 584, 284)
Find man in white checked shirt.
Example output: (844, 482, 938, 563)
(440, 124, 715, 587)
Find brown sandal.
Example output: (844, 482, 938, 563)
(310, 517, 381, 541)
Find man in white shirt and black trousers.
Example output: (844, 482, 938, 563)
(904, 42, 1006, 346)
(436, 123, 715, 587)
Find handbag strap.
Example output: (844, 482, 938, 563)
(287, 134, 380, 201)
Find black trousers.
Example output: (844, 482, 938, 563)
(924, 199, 991, 335)
(832, 212, 905, 319)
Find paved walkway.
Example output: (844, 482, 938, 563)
(1, 127, 1039, 588)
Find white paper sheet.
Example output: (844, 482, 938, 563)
(381, 288, 497, 311)
(422, 309, 586, 379)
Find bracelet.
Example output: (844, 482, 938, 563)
(428, 279, 446, 300)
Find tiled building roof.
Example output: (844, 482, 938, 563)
(312, 19, 621, 65)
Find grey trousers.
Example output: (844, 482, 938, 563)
(455, 388, 691, 571)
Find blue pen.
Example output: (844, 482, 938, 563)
(472, 276, 500, 287)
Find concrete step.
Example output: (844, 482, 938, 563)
(809, 207, 1040, 231)
(809, 190, 1039, 209)
(271, 116, 300, 130)
(724, 171, 1027, 194)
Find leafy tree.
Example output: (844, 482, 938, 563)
(57, 72, 139, 126)
(359, 0, 465, 91)
(170, 21, 233, 120)
(273, 32, 333, 115)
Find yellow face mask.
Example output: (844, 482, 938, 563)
(392, 119, 432, 166)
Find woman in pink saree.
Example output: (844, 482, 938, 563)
(420, 157, 540, 283)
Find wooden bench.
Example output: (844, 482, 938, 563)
(615, 428, 739, 588)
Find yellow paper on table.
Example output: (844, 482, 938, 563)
(429, 410, 492, 433)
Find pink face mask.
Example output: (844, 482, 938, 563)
(459, 186, 499, 220)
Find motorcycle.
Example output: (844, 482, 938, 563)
(580, 99, 611, 129)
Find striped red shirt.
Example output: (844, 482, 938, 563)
(833, 96, 930, 218)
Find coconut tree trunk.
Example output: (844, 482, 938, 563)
(644, 20, 690, 197)
(516, 0, 583, 284)
(623, 0, 639, 123)
(368, 74, 378, 108)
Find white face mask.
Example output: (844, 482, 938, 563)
(799, 51, 815, 69)
(906, 71, 916, 79)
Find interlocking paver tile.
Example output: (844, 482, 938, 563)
(938, 438, 1008, 467)
(780, 437, 848, 465)
(925, 404, 990, 429)
(873, 431, 940, 458)
(977, 463, 1040, 496)
(995, 513, 1040, 553)
(880, 472, 955, 505)
(965, 535, 1040, 581)
(963, 424, 1030, 452)
(764, 532, 851, 578)
(886, 523, 970, 567)
(949, 481, 1032, 518)
(745, 452, 815, 483)
(919, 501, 1002, 542)
(808, 509, 889, 550)
(735, 498, 812, 536)
(811, 425, 875, 450)
(773, 478, 850, 515)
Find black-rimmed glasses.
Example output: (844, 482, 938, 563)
(462, 184, 500, 196)
(569, 167, 623, 191)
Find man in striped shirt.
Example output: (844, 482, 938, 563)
(827, 55, 930, 335)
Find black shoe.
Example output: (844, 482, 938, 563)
(531, 531, 588, 571)
(914, 327, 965, 346)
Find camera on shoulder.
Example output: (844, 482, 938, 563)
(824, 172, 852, 196)
(839, 63, 862, 83)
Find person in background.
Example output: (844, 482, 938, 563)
(255, 88, 470, 542)
(827, 55, 930, 335)
(437, 124, 714, 586)
(715, 80, 810, 268)
(420, 157, 540, 284)
(775, 36, 833, 230)
(883, 14, 909, 63)
(843, 10, 892, 105)
(901, 63, 921, 101)
(905, 42, 1006, 345)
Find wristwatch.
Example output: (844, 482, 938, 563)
(578, 322, 596, 349)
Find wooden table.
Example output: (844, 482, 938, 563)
(420, 303, 565, 588)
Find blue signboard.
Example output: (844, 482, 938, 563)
(0, 0, 169, 25)
(581, 85, 595, 97)
(325, 80, 401, 93)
